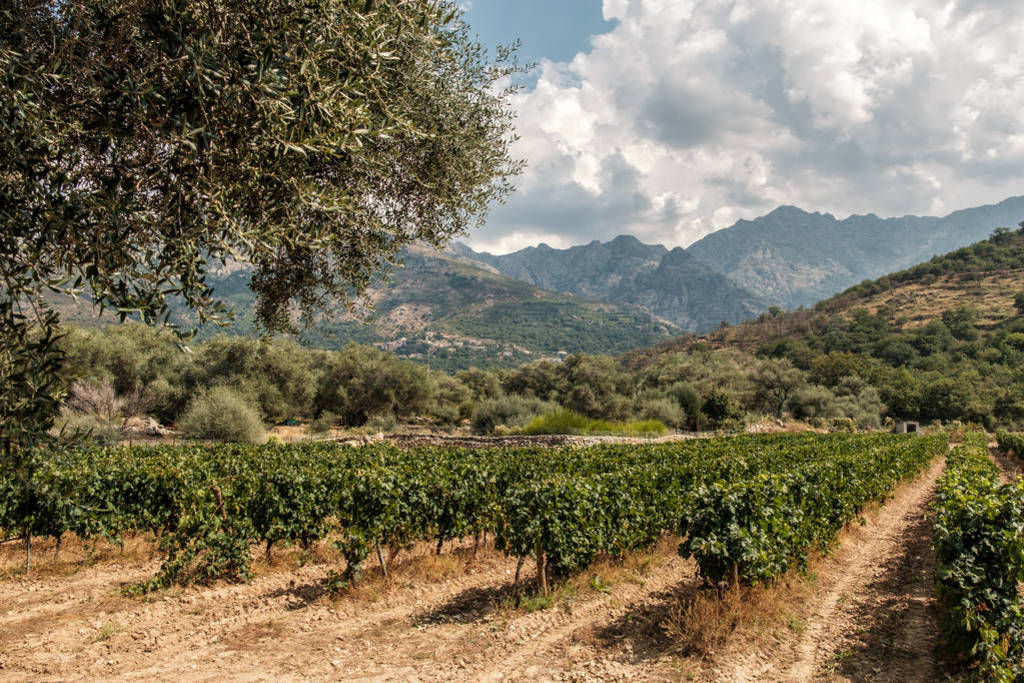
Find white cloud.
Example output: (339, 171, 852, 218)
(469, 0, 1024, 254)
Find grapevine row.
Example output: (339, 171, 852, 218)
(937, 433, 1024, 678)
(0, 433, 944, 594)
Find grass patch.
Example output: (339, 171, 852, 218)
(92, 621, 125, 642)
(518, 409, 667, 437)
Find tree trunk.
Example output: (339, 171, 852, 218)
(536, 544, 547, 595)
(514, 555, 526, 583)
(24, 534, 31, 573)
(376, 540, 388, 579)
(386, 544, 401, 574)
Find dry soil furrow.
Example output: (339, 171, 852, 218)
(991, 443, 1024, 484)
(0, 544, 520, 680)
(710, 456, 946, 682)
(467, 552, 696, 682)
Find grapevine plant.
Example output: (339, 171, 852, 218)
(0, 433, 946, 598)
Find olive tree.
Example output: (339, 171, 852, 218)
(1, 1, 522, 461)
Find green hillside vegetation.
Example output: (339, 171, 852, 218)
(447, 300, 671, 355)
(823, 224, 1024, 310)
(627, 224, 1024, 427)
(55, 224, 1024, 439)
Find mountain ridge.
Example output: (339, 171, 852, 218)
(459, 195, 1024, 316)
(453, 234, 769, 332)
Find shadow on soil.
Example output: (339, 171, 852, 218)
(583, 579, 700, 665)
(411, 580, 537, 626)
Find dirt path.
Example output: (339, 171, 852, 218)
(711, 456, 948, 682)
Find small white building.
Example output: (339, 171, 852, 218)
(894, 421, 920, 434)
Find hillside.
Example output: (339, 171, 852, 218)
(628, 224, 1024, 361)
(54, 244, 678, 372)
(456, 236, 770, 332)
(686, 195, 1024, 308)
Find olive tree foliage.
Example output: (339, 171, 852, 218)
(0, 1, 523, 463)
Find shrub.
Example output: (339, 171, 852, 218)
(788, 385, 839, 420)
(178, 387, 266, 444)
(519, 409, 595, 435)
(702, 389, 743, 428)
(365, 412, 398, 433)
(636, 397, 687, 429)
(470, 395, 556, 434)
(308, 411, 337, 435)
(518, 409, 667, 437)
(56, 410, 122, 446)
(314, 344, 437, 426)
(829, 417, 857, 433)
(665, 381, 702, 427)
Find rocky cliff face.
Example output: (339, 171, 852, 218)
(467, 234, 668, 298)
(620, 248, 768, 332)
(456, 236, 768, 332)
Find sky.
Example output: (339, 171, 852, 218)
(459, 0, 1024, 255)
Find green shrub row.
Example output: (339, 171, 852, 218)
(933, 439, 1024, 679)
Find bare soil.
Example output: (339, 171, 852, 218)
(1, 456, 955, 681)
(708, 456, 950, 682)
(0, 534, 698, 681)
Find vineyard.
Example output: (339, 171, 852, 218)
(1, 433, 945, 595)
(937, 432, 1024, 678)
(9, 430, 1024, 678)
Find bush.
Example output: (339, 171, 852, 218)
(519, 409, 667, 437)
(788, 385, 839, 420)
(702, 389, 744, 428)
(829, 417, 857, 433)
(56, 410, 122, 446)
(365, 412, 398, 433)
(636, 397, 687, 429)
(470, 395, 556, 435)
(315, 344, 437, 426)
(178, 387, 266, 444)
(664, 381, 702, 427)
(519, 409, 596, 435)
(308, 411, 337, 435)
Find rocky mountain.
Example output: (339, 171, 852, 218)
(459, 235, 668, 298)
(686, 196, 1024, 308)
(57, 195, 1024, 369)
(623, 247, 771, 332)
(53, 243, 679, 372)
(626, 221, 1024, 366)
(454, 236, 769, 332)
